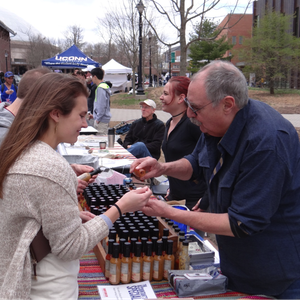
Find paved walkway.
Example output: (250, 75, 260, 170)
(111, 109, 300, 127)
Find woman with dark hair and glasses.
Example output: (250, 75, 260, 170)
(159, 76, 207, 211)
(0, 73, 151, 299)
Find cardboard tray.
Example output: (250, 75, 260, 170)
(94, 216, 178, 273)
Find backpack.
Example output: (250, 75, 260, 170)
(1, 83, 18, 94)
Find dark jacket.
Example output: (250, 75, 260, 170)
(123, 114, 165, 160)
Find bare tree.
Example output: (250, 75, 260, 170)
(144, 0, 251, 75)
(26, 34, 59, 68)
(64, 25, 85, 50)
(97, 0, 142, 94)
(97, 0, 163, 94)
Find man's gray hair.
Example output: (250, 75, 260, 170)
(193, 60, 248, 109)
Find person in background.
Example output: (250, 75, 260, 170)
(0, 67, 96, 195)
(1, 71, 18, 103)
(0, 73, 151, 299)
(122, 99, 165, 160)
(160, 76, 206, 211)
(131, 60, 300, 299)
(91, 67, 112, 135)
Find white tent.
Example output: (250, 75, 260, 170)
(102, 59, 132, 93)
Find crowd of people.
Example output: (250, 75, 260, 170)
(0, 61, 300, 299)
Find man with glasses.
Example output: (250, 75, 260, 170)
(1, 72, 18, 104)
(131, 60, 300, 298)
(122, 99, 165, 159)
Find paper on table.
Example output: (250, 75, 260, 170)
(97, 280, 157, 300)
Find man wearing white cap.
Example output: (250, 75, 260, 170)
(122, 99, 165, 159)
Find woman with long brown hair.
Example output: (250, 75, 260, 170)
(159, 76, 207, 210)
(0, 73, 151, 299)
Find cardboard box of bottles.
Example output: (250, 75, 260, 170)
(82, 183, 179, 273)
(94, 216, 179, 274)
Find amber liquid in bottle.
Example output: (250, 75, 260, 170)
(105, 239, 114, 279)
(77, 167, 103, 182)
(175, 236, 185, 270)
(179, 240, 190, 270)
(121, 242, 132, 284)
(163, 240, 174, 280)
(153, 240, 164, 281)
(109, 243, 121, 285)
(131, 241, 143, 283)
(142, 241, 153, 281)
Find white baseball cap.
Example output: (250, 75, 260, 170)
(82, 65, 96, 72)
(139, 99, 156, 109)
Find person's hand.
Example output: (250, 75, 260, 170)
(116, 186, 152, 213)
(130, 157, 164, 180)
(192, 198, 206, 212)
(142, 197, 170, 217)
(127, 145, 131, 148)
(164, 188, 170, 200)
(71, 164, 94, 176)
(77, 179, 90, 194)
(80, 211, 96, 223)
(6, 89, 13, 95)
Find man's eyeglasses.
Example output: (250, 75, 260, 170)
(184, 97, 212, 116)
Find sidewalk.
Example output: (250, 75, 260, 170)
(111, 108, 300, 127)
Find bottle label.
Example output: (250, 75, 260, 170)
(153, 260, 159, 271)
(142, 261, 151, 280)
(164, 259, 172, 278)
(132, 262, 141, 281)
(105, 260, 110, 275)
(110, 263, 117, 275)
(121, 262, 129, 274)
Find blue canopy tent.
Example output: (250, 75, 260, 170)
(42, 44, 101, 69)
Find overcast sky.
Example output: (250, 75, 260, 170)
(1, 0, 253, 44)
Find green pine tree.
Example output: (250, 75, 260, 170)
(241, 11, 300, 94)
(188, 19, 233, 74)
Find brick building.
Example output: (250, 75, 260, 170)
(253, 0, 300, 88)
(217, 14, 253, 67)
(0, 20, 16, 73)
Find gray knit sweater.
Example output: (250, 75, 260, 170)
(0, 141, 109, 299)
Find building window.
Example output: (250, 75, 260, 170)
(239, 36, 243, 44)
(232, 36, 236, 45)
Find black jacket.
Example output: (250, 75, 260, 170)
(123, 114, 165, 160)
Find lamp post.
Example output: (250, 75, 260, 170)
(5, 51, 8, 72)
(136, 0, 145, 95)
(148, 31, 152, 87)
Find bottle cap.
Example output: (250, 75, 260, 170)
(156, 240, 163, 256)
(112, 242, 120, 258)
(108, 127, 115, 135)
(166, 239, 174, 255)
(123, 242, 131, 258)
(145, 241, 152, 257)
(135, 241, 142, 257)
(108, 239, 114, 254)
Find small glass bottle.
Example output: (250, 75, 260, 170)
(163, 240, 174, 280)
(161, 236, 168, 256)
(142, 241, 153, 281)
(130, 237, 137, 259)
(109, 243, 121, 285)
(151, 236, 158, 257)
(105, 239, 114, 279)
(153, 240, 164, 281)
(120, 242, 132, 284)
(179, 240, 190, 270)
(131, 241, 143, 283)
(141, 237, 148, 258)
(119, 238, 126, 259)
(77, 167, 103, 182)
(175, 236, 185, 270)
